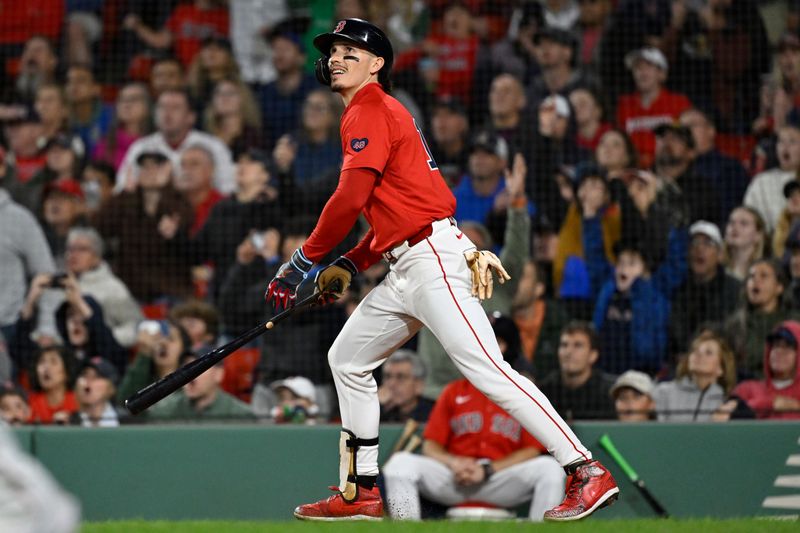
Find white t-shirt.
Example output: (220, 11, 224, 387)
(114, 130, 236, 194)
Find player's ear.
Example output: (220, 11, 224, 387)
(370, 56, 385, 77)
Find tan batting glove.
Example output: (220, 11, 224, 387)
(314, 257, 358, 303)
(464, 250, 511, 301)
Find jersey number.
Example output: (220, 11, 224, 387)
(413, 119, 438, 171)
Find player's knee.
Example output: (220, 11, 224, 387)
(383, 451, 420, 480)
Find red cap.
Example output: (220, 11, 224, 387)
(43, 179, 85, 200)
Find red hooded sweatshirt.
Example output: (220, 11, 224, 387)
(733, 320, 800, 420)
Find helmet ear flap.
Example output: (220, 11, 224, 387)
(315, 56, 331, 85)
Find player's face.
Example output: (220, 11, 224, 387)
(614, 388, 653, 422)
(328, 41, 383, 93)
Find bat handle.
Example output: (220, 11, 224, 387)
(598, 433, 639, 482)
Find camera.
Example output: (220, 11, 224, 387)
(48, 273, 68, 288)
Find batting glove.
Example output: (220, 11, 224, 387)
(315, 256, 357, 304)
(266, 248, 313, 312)
(464, 250, 511, 301)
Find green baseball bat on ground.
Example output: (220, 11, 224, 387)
(599, 433, 669, 518)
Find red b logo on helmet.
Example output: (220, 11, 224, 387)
(334, 20, 346, 33)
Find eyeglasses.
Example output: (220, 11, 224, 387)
(383, 372, 414, 382)
(66, 244, 94, 253)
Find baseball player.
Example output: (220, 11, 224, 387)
(383, 377, 566, 521)
(265, 18, 619, 522)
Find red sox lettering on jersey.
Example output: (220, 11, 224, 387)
(425, 379, 545, 461)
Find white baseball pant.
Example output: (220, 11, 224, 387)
(0, 424, 80, 533)
(328, 219, 592, 477)
(382, 451, 565, 520)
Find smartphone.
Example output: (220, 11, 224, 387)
(250, 231, 265, 250)
(49, 273, 68, 288)
(138, 320, 168, 336)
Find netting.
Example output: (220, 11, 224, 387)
(1, 0, 799, 425)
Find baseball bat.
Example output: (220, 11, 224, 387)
(392, 419, 419, 454)
(598, 433, 669, 518)
(125, 291, 321, 415)
(402, 434, 422, 453)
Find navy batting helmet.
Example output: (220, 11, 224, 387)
(313, 18, 394, 91)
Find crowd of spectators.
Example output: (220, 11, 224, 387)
(2, 0, 800, 432)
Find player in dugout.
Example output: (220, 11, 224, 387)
(265, 18, 619, 522)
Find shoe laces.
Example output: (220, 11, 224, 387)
(565, 471, 589, 501)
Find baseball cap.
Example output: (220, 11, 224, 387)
(533, 26, 576, 49)
(653, 122, 694, 149)
(0, 104, 40, 125)
(574, 161, 607, 187)
(237, 147, 274, 173)
(767, 326, 798, 348)
(610, 370, 655, 398)
(625, 47, 668, 72)
(201, 35, 232, 51)
(82, 356, 120, 386)
(43, 179, 85, 201)
(271, 376, 316, 403)
(689, 220, 723, 248)
(433, 95, 467, 117)
(470, 131, 509, 162)
(44, 132, 85, 159)
(540, 94, 571, 118)
(784, 179, 800, 198)
(0, 382, 28, 402)
(778, 32, 800, 53)
(136, 150, 169, 166)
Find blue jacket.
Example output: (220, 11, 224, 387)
(591, 228, 688, 372)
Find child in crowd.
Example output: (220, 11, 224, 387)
(734, 322, 800, 419)
(28, 345, 78, 424)
(73, 357, 120, 427)
(0, 384, 31, 425)
(654, 330, 737, 422)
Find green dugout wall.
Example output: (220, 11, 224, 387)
(15, 421, 800, 521)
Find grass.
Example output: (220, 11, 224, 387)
(83, 518, 800, 532)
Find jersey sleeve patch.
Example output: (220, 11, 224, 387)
(350, 138, 369, 152)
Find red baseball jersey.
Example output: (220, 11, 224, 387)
(616, 89, 692, 168)
(424, 379, 545, 461)
(339, 84, 456, 253)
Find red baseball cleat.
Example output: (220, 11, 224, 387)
(294, 485, 384, 521)
(543, 460, 619, 521)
